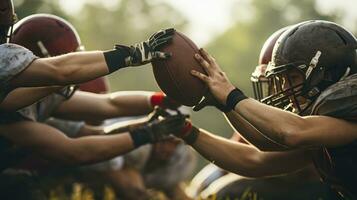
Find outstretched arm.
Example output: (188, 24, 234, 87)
(53, 91, 154, 121)
(0, 113, 183, 165)
(0, 121, 134, 165)
(9, 28, 175, 88)
(188, 128, 312, 178)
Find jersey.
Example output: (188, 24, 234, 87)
(0, 44, 37, 101)
(311, 73, 357, 199)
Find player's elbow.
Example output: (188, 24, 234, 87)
(278, 121, 307, 148)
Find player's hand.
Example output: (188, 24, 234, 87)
(129, 113, 187, 147)
(193, 91, 230, 112)
(124, 28, 175, 66)
(191, 48, 236, 105)
(150, 92, 181, 110)
(172, 119, 200, 145)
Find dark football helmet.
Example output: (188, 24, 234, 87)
(264, 20, 357, 114)
(0, 0, 16, 44)
(251, 27, 288, 102)
(11, 14, 83, 99)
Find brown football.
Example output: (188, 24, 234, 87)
(152, 31, 207, 106)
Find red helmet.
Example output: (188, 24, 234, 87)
(11, 13, 83, 57)
(0, 0, 16, 44)
(79, 77, 110, 94)
(251, 27, 288, 102)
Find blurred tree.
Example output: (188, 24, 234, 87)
(14, 0, 69, 21)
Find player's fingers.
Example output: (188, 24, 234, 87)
(150, 36, 173, 50)
(194, 53, 211, 73)
(152, 51, 171, 60)
(199, 48, 215, 64)
(191, 70, 209, 83)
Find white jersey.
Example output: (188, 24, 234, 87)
(0, 44, 37, 101)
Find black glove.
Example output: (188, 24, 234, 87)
(124, 28, 175, 66)
(104, 28, 175, 73)
(193, 92, 230, 112)
(129, 112, 187, 148)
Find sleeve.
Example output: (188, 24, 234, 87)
(0, 44, 37, 85)
(312, 74, 357, 120)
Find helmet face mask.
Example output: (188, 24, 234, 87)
(251, 65, 270, 101)
(263, 65, 307, 113)
(250, 26, 289, 104)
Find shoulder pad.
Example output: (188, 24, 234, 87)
(0, 44, 37, 84)
(311, 74, 357, 120)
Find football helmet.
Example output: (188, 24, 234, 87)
(251, 27, 288, 102)
(11, 13, 83, 57)
(264, 20, 357, 114)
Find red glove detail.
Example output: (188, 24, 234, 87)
(180, 122, 193, 138)
(150, 92, 180, 109)
(150, 92, 165, 107)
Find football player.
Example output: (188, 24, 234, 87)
(0, 14, 182, 171)
(0, 0, 174, 110)
(171, 20, 357, 199)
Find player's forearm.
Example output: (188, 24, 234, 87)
(46, 51, 109, 85)
(107, 91, 154, 117)
(191, 129, 267, 177)
(224, 112, 290, 151)
(234, 98, 305, 148)
(191, 129, 311, 177)
(67, 133, 134, 165)
(0, 86, 63, 111)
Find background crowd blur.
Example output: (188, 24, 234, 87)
(12, 0, 357, 199)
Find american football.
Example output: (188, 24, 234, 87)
(151, 31, 208, 106)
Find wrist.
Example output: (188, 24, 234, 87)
(103, 45, 131, 73)
(150, 92, 165, 108)
(225, 87, 248, 111)
(177, 122, 200, 145)
(129, 126, 152, 148)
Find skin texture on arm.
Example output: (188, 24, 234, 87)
(53, 91, 153, 121)
(9, 51, 109, 87)
(191, 48, 357, 149)
(235, 99, 357, 148)
(191, 128, 312, 178)
(224, 111, 289, 151)
(0, 86, 63, 111)
(0, 121, 135, 165)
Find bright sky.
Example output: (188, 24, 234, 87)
(59, 0, 357, 45)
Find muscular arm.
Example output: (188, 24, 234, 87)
(234, 99, 357, 148)
(224, 111, 289, 151)
(0, 121, 135, 165)
(53, 91, 153, 121)
(0, 86, 63, 111)
(9, 51, 109, 87)
(191, 128, 312, 177)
